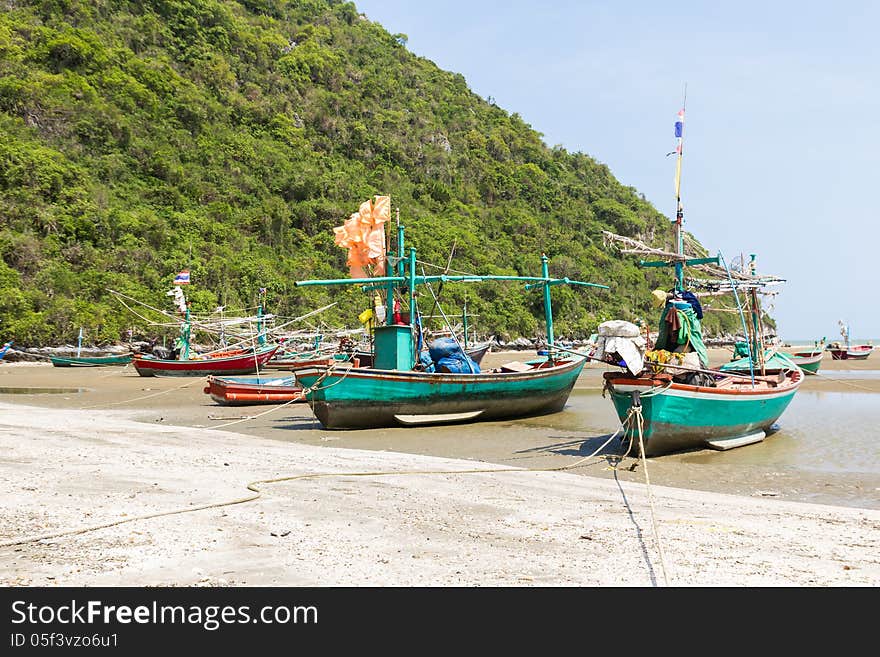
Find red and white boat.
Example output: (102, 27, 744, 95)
(133, 344, 279, 377)
(204, 373, 306, 405)
(828, 344, 874, 360)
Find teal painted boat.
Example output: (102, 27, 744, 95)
(50, 354, 132, 367)
(600, 105, 802, 455)
(720, 350, 822, 376)
(295, 356, 586, 429)
(603, 369, 803, 456)
(787, 352, 822, 374)
(291, 198, 607, 429)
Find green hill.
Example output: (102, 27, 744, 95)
(0, 0, 743, 346)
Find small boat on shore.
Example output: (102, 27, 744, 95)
(133, 344, 279, 377)
(295, 356, 587, 429)
(827, 344, 873, 360)
(292, 196, 606, 429)
(827, 321, 874, 360)
(50, 354, 133, 367)
(204, 374, 306, 405)
(788, 351, 823, 374)
(0, 340, 12, 361)
(721, 349, 822, 376)
(600, 104, 802, 455)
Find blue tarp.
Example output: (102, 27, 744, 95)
(424, 337, 480, 373)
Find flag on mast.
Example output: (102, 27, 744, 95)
(673, 108, 685, 220)
(173, 270, 191, 285)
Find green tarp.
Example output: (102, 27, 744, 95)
(655, 302, 709, 368)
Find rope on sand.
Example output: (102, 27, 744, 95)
(0, 419, 632, 549)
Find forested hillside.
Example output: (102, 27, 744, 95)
(0, 0, 742, 346)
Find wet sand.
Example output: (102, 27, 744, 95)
(1, 348, 879, 586)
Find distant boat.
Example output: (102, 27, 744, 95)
(787, 351, 823, 374)
(133, 344, 279, 377)
(50, 354, 132, 367)
(827, 344, 873, 360)
(0, 340, 12, 361)
(204, 374, 306, 405)
(721, 349, 822, 376)
(828, 321, 873, 359)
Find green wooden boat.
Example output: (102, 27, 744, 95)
(50, 354, 133, 367)
(49, 328, 133, 367)
(295, 356, 586, 429)
(788, 351, 822, 374)
(601, 105, 802, 455)
(292, 210, 606, 429)
(720, 350, 822, 376)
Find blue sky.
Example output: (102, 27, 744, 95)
(353, 0, 879, 341)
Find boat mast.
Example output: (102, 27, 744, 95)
(672, 89, 687, 291)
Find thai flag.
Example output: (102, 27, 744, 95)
(173, 270, 191, 285)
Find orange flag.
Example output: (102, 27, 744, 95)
(333, 196, 390, 278)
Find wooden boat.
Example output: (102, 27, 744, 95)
(600, 104, 801, 455)
(603, 369, 803, 456)
(291, 199, 606, 429)
(787, 351, 823, 374)
(0, 340, 12, 361)
(50, 354, 133, 367)
(266, 351, 361, 370)
(295, 356, 586, 429)
(132, 344, 279, 377)
(828, 344, 873, 360)
(47, 328, 132, 366)
(204, 374, 306, 405)
(828, 322, 873, 359)
(720, 350, 822, 375)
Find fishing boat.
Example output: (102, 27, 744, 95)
(720, 346, 823, 376)
(787, 351, 823, 374)
(827, 321, 873, 359)
(47, 328, 133, 367)
(292, 195, 607, 429)
(0, 340, 12, 361)
(50, 354, 133, 367)
(599, 105, 802, 456)
(827, 344, 874, 360)
(133, 343, 279, 377)
(204, 374, 306, 405)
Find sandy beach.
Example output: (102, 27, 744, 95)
(1, 347, 879, 586)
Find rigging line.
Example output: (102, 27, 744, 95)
(414, 259, 480, 277)
(425, 239, 457, 324)
(419, 265, 473, 372)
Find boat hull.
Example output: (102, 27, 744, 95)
(789, 352, 822, 374)
(829, 346, 873, 360)
(133, 345, 279, 377)
(294, 357, 586, 429)
(721, 351, 822, 375)
(204, 374, 305, 405)
(50, 354, 132, 367)
(604, 370, 803, 456)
